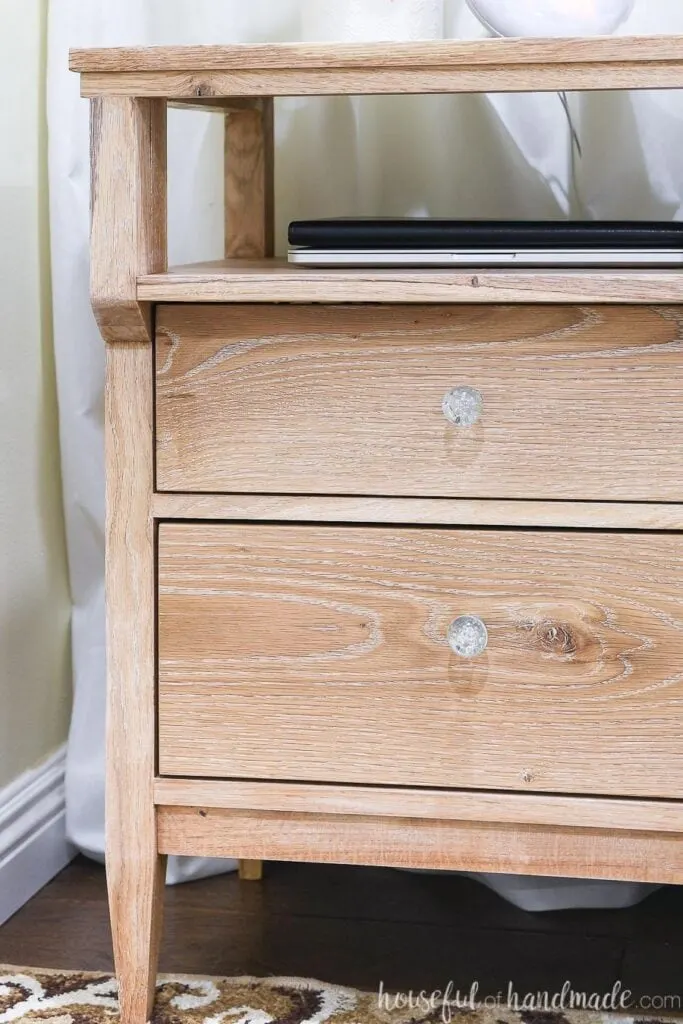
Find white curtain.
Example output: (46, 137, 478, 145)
(47, 0, 683, 899)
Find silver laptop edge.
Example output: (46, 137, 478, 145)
(288, 248, 683, 268)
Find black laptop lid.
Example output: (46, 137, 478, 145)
(289, 219, 683, 250)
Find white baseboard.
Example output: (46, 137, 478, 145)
(0, 745, 76, 926)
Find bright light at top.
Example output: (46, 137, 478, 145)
(466, 0, 636, 38)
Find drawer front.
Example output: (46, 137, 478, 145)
(156, 304, 683, 500)
(158, 523, 683, 798)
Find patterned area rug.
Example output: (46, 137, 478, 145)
(1, 967, 681, 1024)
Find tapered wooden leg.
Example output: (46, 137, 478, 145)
(238, 858, 264, 881)
(105, 343, 165, 1024)
(107, 849, 167, 1024)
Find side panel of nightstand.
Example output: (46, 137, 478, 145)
(96, 92, 275, 1024)
(93, 95, 168, 1024)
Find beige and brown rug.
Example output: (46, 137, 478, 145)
(1, 967, 681, 1024)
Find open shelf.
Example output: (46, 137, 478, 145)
(137, 259, 683, 305)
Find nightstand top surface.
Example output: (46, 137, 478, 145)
(70, 35, 683, 73)
(71, 35, 683, 97)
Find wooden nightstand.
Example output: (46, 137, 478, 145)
(71, 37, 683, 1024)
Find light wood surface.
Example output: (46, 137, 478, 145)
(225, 101, 274, 260)
(106, 344, 165, 1024)
(91, 98, 166, 343)
(238, 859, 264, 881)
(157, 807, 683, 885)
(138, 260, 683, 305)
(155, 304, 683, 501)
(78, 65, 683, 99)
(154, 779, 683, 835)
(71, 37, 683, 96)
(152, 494, 683, 531)
(158, 523, 683, 799)
(69, 36, 683, 73)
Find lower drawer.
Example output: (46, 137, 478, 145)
(157, 523, 683, 798)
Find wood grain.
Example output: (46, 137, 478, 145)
(69, 36, 683, 73)
(106, 344, 165, 1024)
(154, 779, 683, 835)
(152, 493, 683, 532)
(225, 102, 274, 260)
(90, 97, 166, 343)
(158, 523, 683, 798)
(70, 37, 683, 97)
(138, 260, 683, 305)
(78, 64, 683, 99)
(157, 807, 683, 885)
(155, 304, 683, 501)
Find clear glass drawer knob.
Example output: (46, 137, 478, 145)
(447, 616, 489, 658)
(442, 386, 483, 428)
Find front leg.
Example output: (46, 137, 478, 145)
(107, 843, 166, 1024)
(105, 341, 165, 1024)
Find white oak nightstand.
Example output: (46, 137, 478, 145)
(71, 36, 683, 1024)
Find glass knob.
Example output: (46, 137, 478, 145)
(447, 616, 488, 659)
(442, 386, 483, 428)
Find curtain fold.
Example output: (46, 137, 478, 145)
(47, 0, 683, 898)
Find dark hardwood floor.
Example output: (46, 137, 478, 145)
(1, 857, 682, 1006)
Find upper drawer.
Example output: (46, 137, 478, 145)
(155, 304, 683, 500)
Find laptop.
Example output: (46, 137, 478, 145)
(288, 219, 683, 268)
